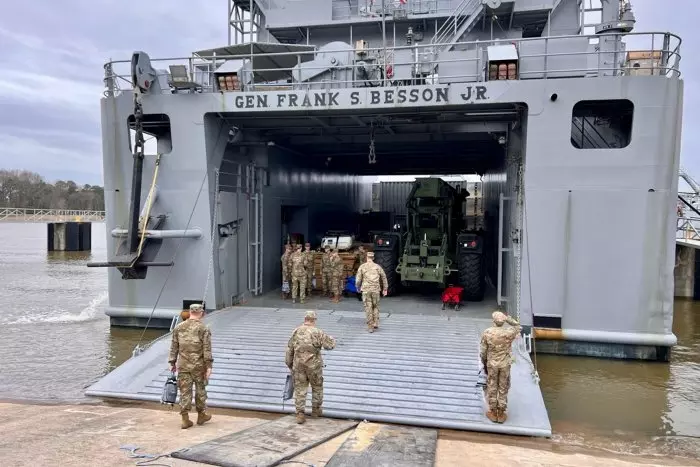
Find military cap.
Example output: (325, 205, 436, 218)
(305, 310, 317, 320)
(190, 303, 204, 312)
(492, 311, 507, 325)
(366, 251, 375, 258)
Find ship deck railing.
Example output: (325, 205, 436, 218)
(103, 31, 681, 97)
(0, 207, 106, 222)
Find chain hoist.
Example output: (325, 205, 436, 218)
(133, 90, 145, 160)
(368, 123, 377, 164)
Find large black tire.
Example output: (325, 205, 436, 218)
(458, 253, 485, 301)
(374, 249, 399, 296)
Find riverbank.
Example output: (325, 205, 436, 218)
(0, 401, 697, 467)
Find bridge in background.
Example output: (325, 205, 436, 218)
(0, 208, 105, 222)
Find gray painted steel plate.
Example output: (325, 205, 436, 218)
(171, 415, 358, 467)
(85, 307, 551, 437)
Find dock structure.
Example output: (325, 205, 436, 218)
(675, 215, 700, 299)
(86, 304, 551, 438)
(0, 208, 105, 222)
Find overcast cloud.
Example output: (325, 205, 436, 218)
(0, 0, 697, 186)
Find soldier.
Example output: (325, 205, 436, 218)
(281, 244, 292, 299)
(303, 242, 314, 296)
(329, 248, 344, 303)
(290, 244, 308, 304)
(168, 303, 213, 429)
(321, 246, 332, 296)
(353, 245, 367, 273)
(285, 310, 336, 424)
(355, 251, 388, 332)
(479, 311, 521, 424)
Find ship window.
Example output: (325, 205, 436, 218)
(570, 99, 633, 149)
(127, 113, 172, 155)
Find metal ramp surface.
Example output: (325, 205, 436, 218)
(86, 307, 551, 437)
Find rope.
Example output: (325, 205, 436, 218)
(131, 153, 162, 267)
(131, 122, 227, 355)
(202, 168, 220, 306)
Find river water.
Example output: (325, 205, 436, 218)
(0, 222, 698, 460)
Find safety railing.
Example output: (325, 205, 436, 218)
(102, 31, 682, 97)
(0, 208, 105, 222)
(432, 0, 481, 48)
(677, 216, 700, 241)
(332, 0, 443, 21)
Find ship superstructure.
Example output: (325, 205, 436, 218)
(89, 0, 683, 362)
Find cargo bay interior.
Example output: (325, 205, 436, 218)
(206, 104, 526, 319)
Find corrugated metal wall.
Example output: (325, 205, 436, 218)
(374, 180, 484, 229)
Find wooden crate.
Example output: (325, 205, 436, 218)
(311, 251, 361, 278)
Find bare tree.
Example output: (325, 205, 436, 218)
(0, 170, 104, 210)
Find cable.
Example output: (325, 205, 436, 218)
(522, 176, 539, 380)
(133, 121, 227, 352)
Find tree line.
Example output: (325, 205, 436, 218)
(0, 170, 105, 211)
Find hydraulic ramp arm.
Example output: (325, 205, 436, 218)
(87, 52, 182, 278)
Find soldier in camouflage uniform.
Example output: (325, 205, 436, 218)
(355, 251, 388, 332)
(329, 248, 344, 303)
(285, 310, 336, 424)
(290, 244, 308, 304)
(281, 244, 292, 298)
(303, 242, 314, 296)
(321, 246, 332, 296)
(168, 303, 213, 429)
(479, 311, 521, 424)
(353, 245, 367, 274)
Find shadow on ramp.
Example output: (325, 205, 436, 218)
(170, 415, 358, 467)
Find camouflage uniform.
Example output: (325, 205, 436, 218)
(321, 247, 332, 295)
(281, 246, 292, 296)
(285, 310, 336, 423)
(479, 311, 521, 423)
(353, 247, 367, 273)
(329, 250, 344, 302)
(355, 253, 388, 332)
(168, 304, 213, 428)
(290, 247, 308, 303)
(303, 244, 314, 295)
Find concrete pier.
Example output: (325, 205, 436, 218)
(47, 222, 92, 252)
(675, 242, 700, 299)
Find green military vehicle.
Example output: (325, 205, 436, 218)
(372, 177, 486, 301)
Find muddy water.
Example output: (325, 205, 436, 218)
(0, 223, 698, 459)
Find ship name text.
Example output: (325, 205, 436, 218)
(228, 85, 489, 110)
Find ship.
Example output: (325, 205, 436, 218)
(86, 0, 683, 437)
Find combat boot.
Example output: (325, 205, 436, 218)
(311, 407, 322, 418)
(296, 413, 306, 424)
(181, 413, 194, 429)
(368, 326, 374, 333)
(497, 409, 507, 424)
(485, 409, 498, 423)
(197, 411, 212, 425)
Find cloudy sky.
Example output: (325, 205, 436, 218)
(0, 0, 697, 186)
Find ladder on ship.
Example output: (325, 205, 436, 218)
(431, 0, 484, 53)
(247, 163, 264, 296)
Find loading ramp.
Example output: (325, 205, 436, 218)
(86, 306, 551, 438)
